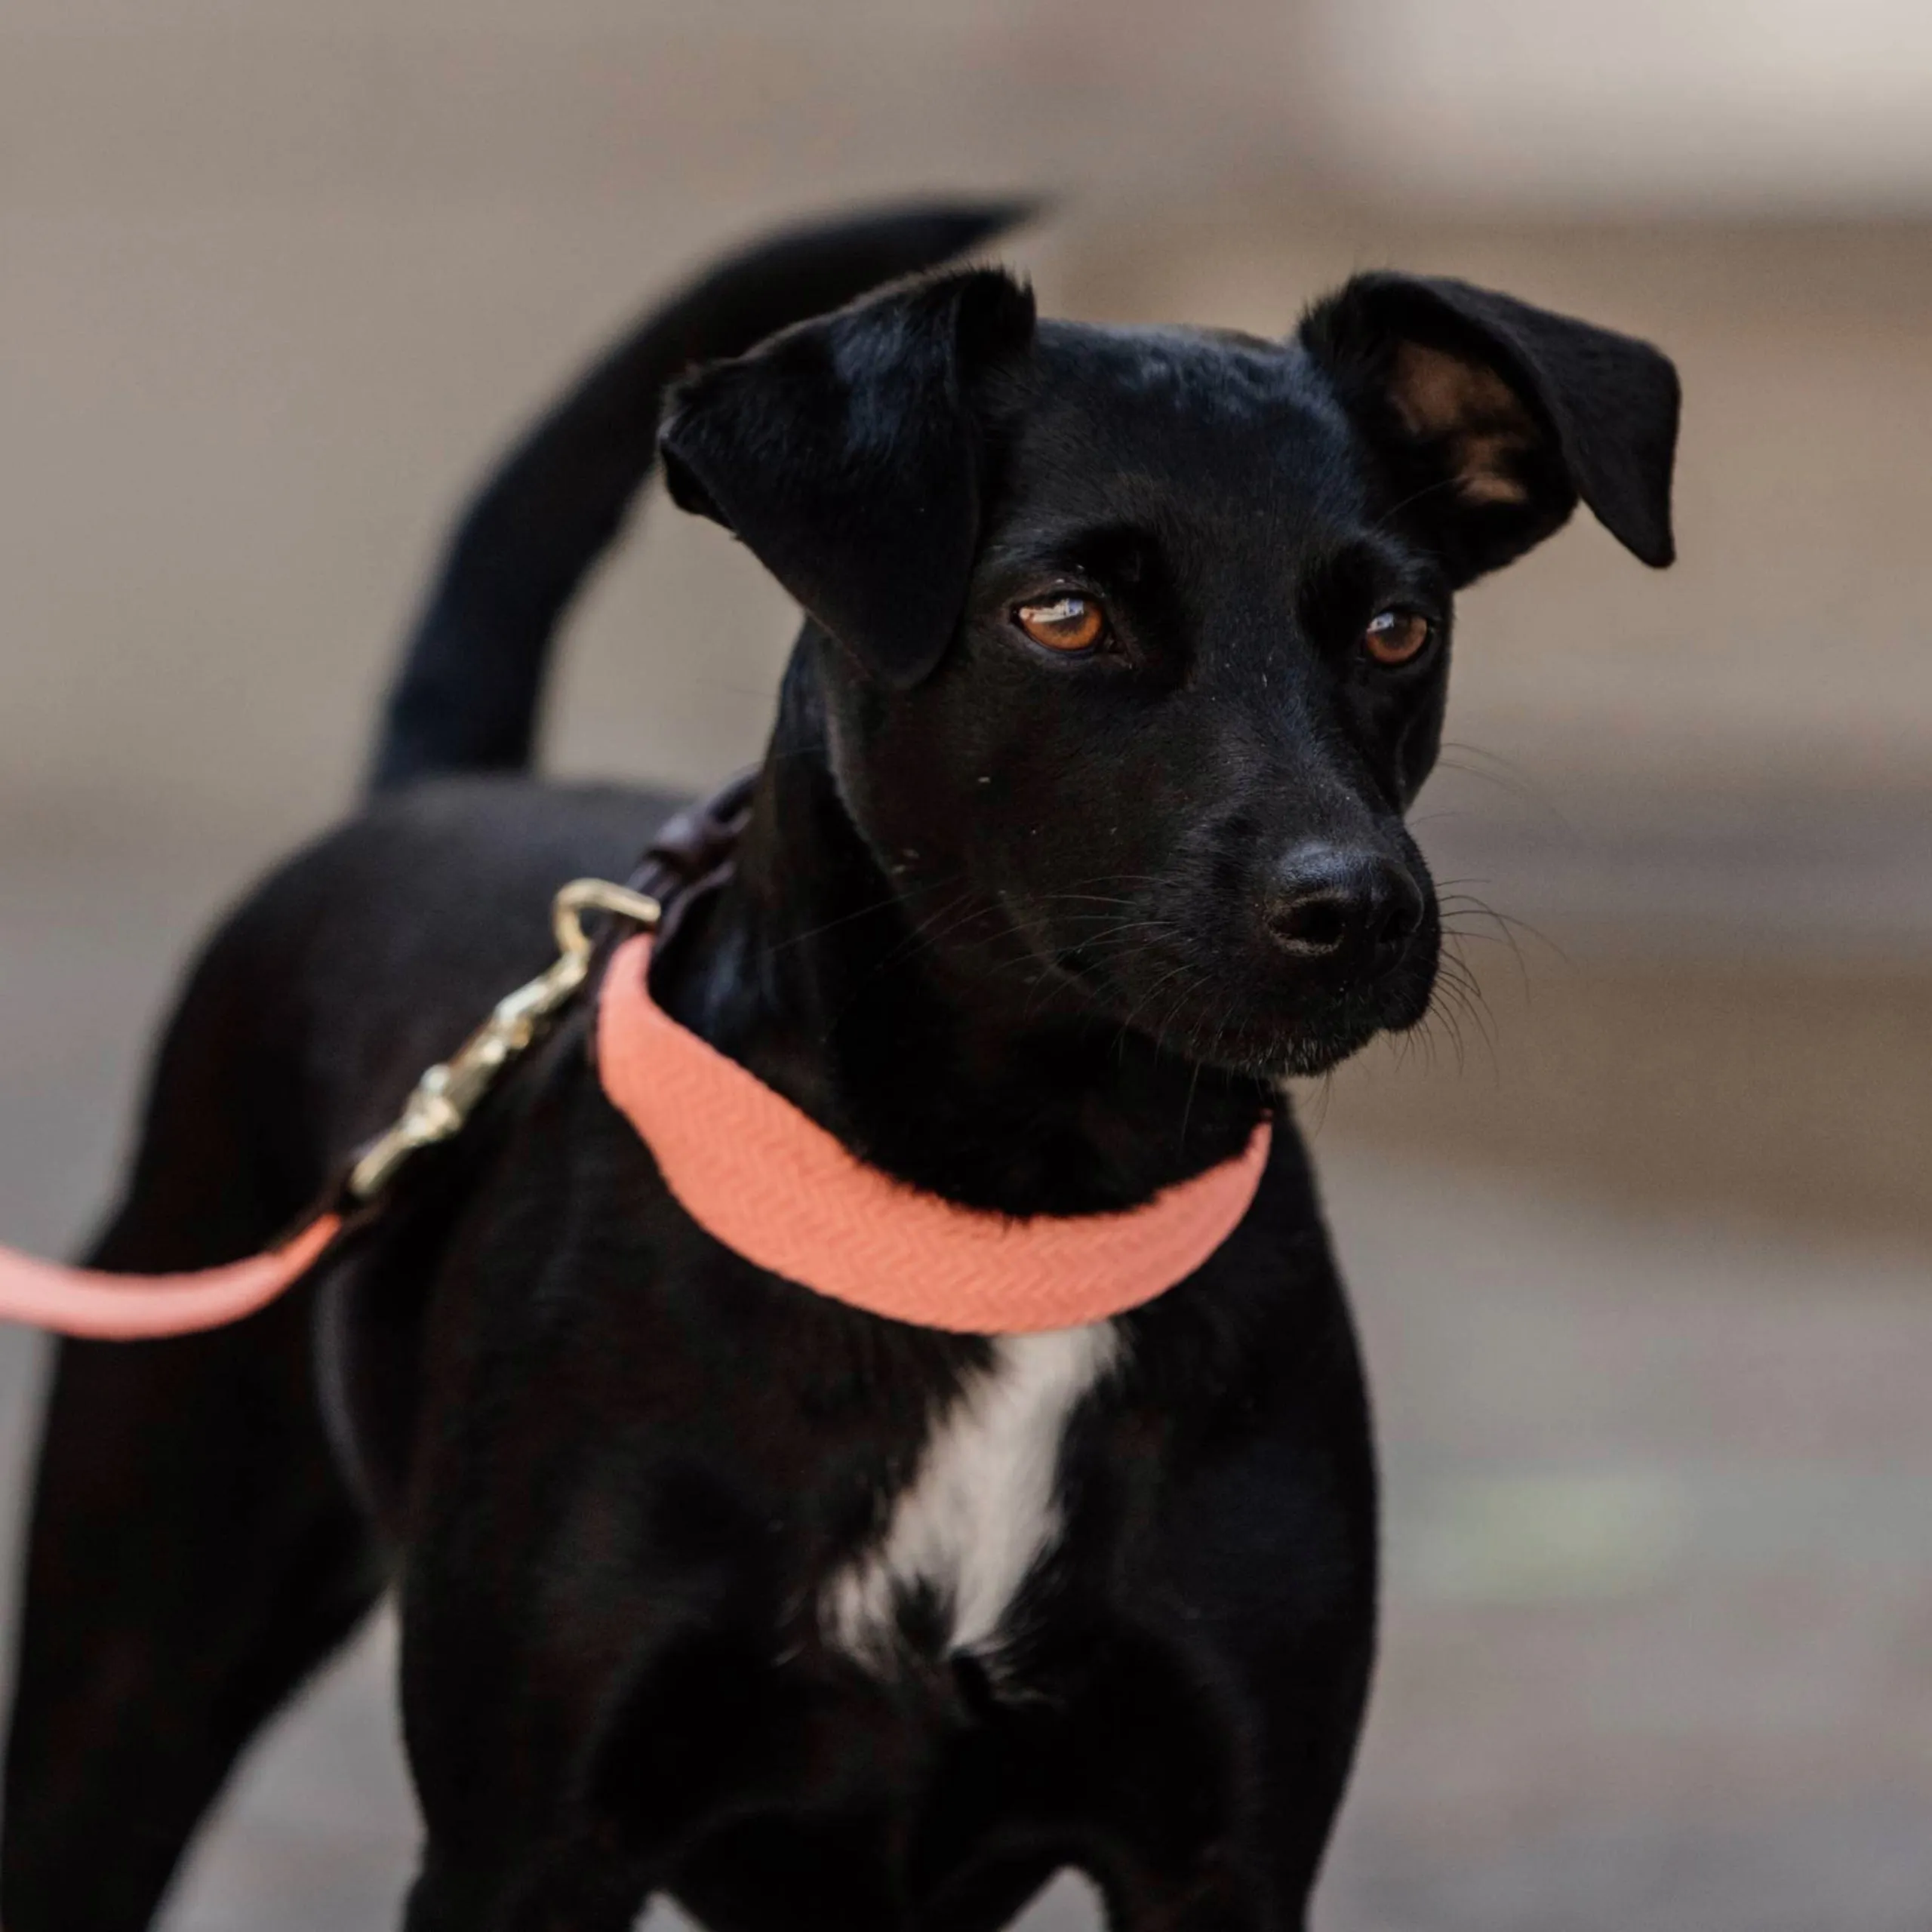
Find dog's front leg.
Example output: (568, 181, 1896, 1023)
(403, 1849, 658, 1932)
(1072, 1297, 1378, 1932)
(1128, 1443, 1377, 1930)
(395, 1484, 802, 1932)
(397, 1620, 818, 1932)
(398, 1645, 664, 1932)
(394, 1598, 722, 1932)
(395, 1626, 686, 1932)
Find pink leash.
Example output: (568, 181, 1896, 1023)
(0, 888, 1269, 1340)
(0, 1214, 343, 1343)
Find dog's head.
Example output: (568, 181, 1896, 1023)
(660, 266, 1677, 1079)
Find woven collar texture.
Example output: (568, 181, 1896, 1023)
(595, 934, 1272, 1334)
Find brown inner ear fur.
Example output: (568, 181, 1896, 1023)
(1388, 341, 1537, 507)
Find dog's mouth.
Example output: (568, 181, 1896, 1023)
(1050, 913, 1440, 1081)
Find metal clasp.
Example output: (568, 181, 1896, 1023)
(346, 878, 660, 1203)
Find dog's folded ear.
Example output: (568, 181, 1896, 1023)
(660, 267, 1038, 688)
(1298, 273, 1680, 585)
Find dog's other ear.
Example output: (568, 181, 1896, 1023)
(659, 267, 1037, 687)
(1299, 273, 1680, 585)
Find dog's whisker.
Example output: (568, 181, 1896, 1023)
(1437, 887, 1561, 1000)
(1435, 741, 1572, 829)
(1425, 943, 1501, 1081)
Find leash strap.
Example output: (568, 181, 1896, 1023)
(0, 777, 757, 1341)
(0, 1214, 346, 1343)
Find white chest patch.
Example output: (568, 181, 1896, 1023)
(823, 1323, 1121, 1666)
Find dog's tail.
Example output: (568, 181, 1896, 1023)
(367, 199, 1032, 795)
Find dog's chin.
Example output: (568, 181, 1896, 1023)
(1093, 964, 1439, 1083)
(1041, 930, 1438, 1081)
(1207, 1008, 1391, 1081)
(1265, 961, 1441, 1078)
(1266, 1022, 1387, 1080)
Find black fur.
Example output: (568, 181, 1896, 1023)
(2, 207, 1678, 1932)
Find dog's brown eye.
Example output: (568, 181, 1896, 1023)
(1362, 609, 1434, 668)
(1014, 594, 1107, 654)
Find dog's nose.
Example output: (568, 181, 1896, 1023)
(1263, 846, 1423, 980)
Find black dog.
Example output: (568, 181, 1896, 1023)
(2, 202, 1678, 1932)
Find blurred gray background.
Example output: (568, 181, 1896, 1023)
(2, 3, 1930, 1928)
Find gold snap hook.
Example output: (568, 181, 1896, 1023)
(346, 878, 662, 1204)
(552, 878, 663, 961)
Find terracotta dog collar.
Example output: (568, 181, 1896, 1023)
(597, 935, 1272, 1334)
